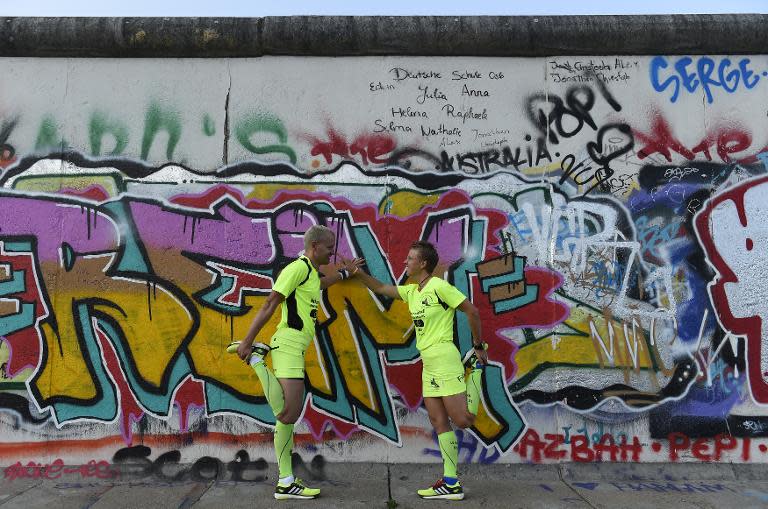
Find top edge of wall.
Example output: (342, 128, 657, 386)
(0, 15, 765, 57)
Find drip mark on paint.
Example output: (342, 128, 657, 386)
(146, 281, 153, 321)
(191, 217, 198, 244)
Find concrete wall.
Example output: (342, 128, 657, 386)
(1, 17, 768, 477)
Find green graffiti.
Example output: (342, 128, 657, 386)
(235, 112, 296, 163)
(141, 102, 182, 160)
(35, 115, 64, 151)
(89, 111, 129, 156)
(202, 113, 216, 136)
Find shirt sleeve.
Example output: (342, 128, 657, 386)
(397, 284, 415, 302)
(272, 260, 309, 298)
(436, 280, 467, 309)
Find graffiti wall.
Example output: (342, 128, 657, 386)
(1, 53, 768, 471)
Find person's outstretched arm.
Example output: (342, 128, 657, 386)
(320, 257, 365, 290)
(344, 259, 401, 300)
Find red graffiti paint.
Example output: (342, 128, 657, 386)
(385, 361, 423, 410)
(56, 185, 112, 202)
(517, 430, 642, 463)
(3, 458, 116, 480)
(695, 175, 768, 404)
(516, 429, 749, 463)
(173, 377, 206, 433)
(94, 326, 144, 445)
(308, 126, 397, 165)
(0, 247, 46, 377)
(213, 264, 273, 306)
(668, 432, 741, 462)
(634, 113, 757, 163)
(302, 405, 360, 441)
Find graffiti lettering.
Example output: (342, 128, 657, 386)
(650, 56, 761, 104)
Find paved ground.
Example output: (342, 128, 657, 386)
(2, 462, 768, 508)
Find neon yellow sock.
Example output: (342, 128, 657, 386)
(252, 362, 285, 416)
(437, 431, 458, 479)
(275, 421, 294, 479)
(466, 369, 482, 416)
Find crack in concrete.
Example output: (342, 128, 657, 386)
(222, 61, 231, 166)
(386, 463, 397, 508)
(558, 467, 598, 509)
(179, 480, 214, 509)
(80, 484, 115, 509)
(0, 481, 43, 507)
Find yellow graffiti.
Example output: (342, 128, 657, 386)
(382, 190, 440, 217)
(35, 255, 194, 403)
(519, 160, 566, 178)
(514, 303, 673, 390)
(13, 175, 120, 196)
(245, 183, 317, 202)
(314, 279, 412, 411)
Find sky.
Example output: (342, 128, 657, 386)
(0, 0, 766, 16)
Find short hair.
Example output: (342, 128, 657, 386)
(410, 240, 438, 273)
(304, 225, 335, 250)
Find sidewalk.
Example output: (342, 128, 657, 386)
(2, 462, 768, 508)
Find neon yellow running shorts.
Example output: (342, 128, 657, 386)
(270, 328, 312, 379)
(420, 342, 466, 398)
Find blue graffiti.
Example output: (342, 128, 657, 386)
(650, 56, 761, 104)
(627, 182, 701, 215)
(508, 209, 594, 253)
(757, 151, 768, 172)
(664, 360, 745, 418)
(423, 429, 501, 464)
(667, 240, 717, 344)
(634, 216, 682, 259)
(561, 420, 629, 447)
(587, 259, 625, 299)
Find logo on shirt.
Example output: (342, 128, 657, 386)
(310, 298, 319, 322)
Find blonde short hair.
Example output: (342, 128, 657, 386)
(304, 225, 335, 250)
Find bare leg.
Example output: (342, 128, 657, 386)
(276, 378, 305, 424)
(442, 392, 475, 429)
(424, 397, 458, 480)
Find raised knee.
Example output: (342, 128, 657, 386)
(277, 409, 299, 424)
(429, 414, 449, 429)
(454, 414, 475, 429)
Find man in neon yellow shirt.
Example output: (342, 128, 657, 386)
(229, 224, 361, 500)
(351, 240, 487, 500)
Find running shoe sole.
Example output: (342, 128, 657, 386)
(419, 493, 465, 500)
(274, 493, 318, 500)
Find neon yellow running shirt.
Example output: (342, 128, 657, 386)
(272, 256, 321, 339)
(397, 277, 467, 352)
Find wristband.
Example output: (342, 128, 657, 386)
(338, 268, 350, 280)
(473, 342, 486, 350)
